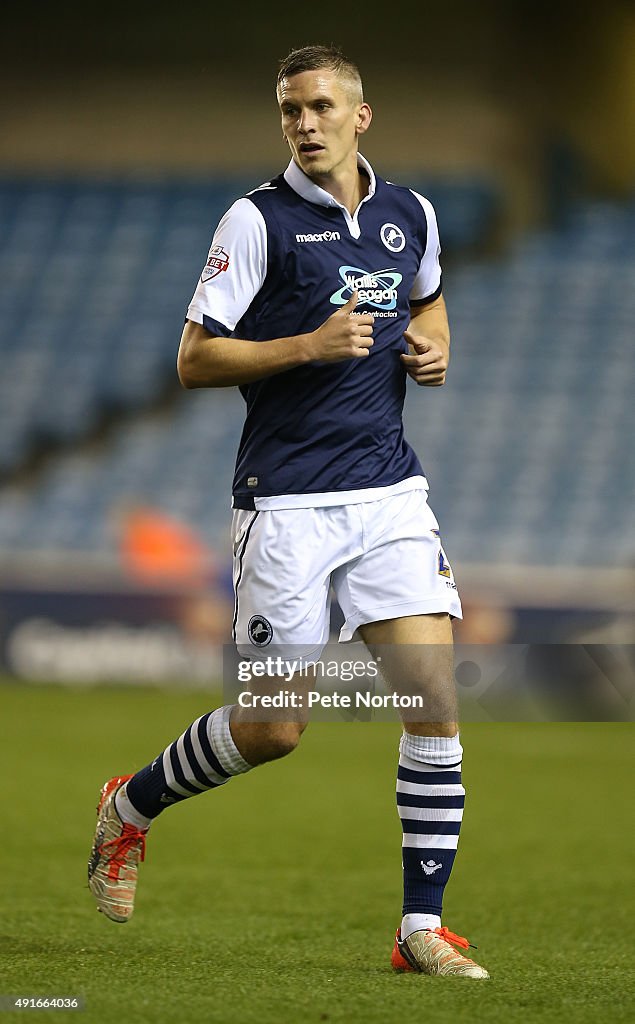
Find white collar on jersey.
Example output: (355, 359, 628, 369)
(284, 153, 376, 238)
(284, 152, 376, 207)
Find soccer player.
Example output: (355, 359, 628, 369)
(88, 44, 489, 980)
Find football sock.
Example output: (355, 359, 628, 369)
(117, 705, 252, 822)
(401, 912, 441, 938)
(397, 732, 465, 930)
(115, 786, 153, 830)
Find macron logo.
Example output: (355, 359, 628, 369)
(296, 230, 341, 243)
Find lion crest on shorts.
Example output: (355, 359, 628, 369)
(248, 615, 273, 646)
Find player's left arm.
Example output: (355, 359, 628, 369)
(400, 294, 450, 387)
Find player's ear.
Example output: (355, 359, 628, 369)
(356, 103, 372, 136)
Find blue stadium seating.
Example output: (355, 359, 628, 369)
(0, 177, 256, 471)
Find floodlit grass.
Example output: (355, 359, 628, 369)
(0, 682, 633, 1023)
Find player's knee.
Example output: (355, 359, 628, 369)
(260, 722, 305, 761)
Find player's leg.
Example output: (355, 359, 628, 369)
(88, 506, 335, 923)
(359, 613, 461, 933)
(359, 612, 488, 978)
(333, 488, 488, 976)
(88, 694, 312, 924)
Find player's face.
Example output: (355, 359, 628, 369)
(278, 69, 371, 181)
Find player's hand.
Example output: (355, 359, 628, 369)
(307, 291, 374, 362)
(401, 331, 448, 386)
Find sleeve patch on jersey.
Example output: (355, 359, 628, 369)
(201, 245, 230, 283)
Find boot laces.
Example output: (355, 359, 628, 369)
(100, 824, 147, 872)
(433, 926, 476, 951)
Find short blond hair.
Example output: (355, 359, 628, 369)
(277, 45, 363, 104)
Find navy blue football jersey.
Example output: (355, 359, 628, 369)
(187, 156, 443, 510)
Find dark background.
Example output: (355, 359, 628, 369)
(3, 1, 634, 216)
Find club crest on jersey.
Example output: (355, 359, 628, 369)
(380, 223, 406, 253)
(330, 266, 402, 310)
(201, 245, 230, 283)
(248, 615, 273, 647)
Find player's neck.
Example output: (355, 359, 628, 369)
(310, 156, 369, 216)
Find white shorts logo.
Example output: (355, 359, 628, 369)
(248, 615, 273, 646)
(380, 223, 406, 253)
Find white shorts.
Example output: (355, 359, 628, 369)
(231, 488, 462, 661)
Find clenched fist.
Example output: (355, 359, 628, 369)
(401, 330, 448, 386)
(306, 291, 374, 362)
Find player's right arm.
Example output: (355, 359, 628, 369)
(178, 292, 373, 388)
(178, 196, 372, 389)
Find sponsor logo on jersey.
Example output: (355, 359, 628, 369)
(201, 245, 230, 283)
(295, 230, 341, 243)
(330, 266, 403, 310)
(248, 615, 273, 647)
(380, 222, 406, 253)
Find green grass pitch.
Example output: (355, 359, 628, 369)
(0, 682, 633, 1023)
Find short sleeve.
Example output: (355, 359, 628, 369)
(186, 198, 267, 335)
(408, 191, 442, 306)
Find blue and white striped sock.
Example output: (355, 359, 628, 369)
(116, 706, 251, 825)
(396, 732, 465, 938)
